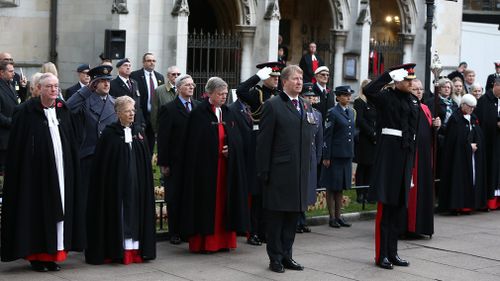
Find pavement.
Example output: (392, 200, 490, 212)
(2, 210, 500, 281)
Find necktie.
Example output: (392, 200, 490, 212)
(149, 72, 155, 99)
(345, 108, 349, 115)
(185, 101, 191, 113)
(126, 79, 132, 91)
(291, 99, 300, 112)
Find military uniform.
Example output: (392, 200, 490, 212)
(363, 64, 420, 269)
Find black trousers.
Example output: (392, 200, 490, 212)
(265, 209, 299, 263)
(249, 194, 265, 239)
(145, 121, 155, 156)
(165, 174, 181, 237)
(375, 203, 404, 263)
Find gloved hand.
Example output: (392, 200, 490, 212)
(256, 67, 273, 80)
(389, 68, 408, 82)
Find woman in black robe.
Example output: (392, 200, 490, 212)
(439, 94, 487, 213)
(180, 77, 249, 253)
(85, 96, 156, 265)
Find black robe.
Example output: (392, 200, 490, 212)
(85, 122, 156, 264)
(180, 99, 249, 237)
(439, 110, 487, 210)
(1, 98, 84, 262)
(474, 90, 500, 199)
(401, 104, 434, 235)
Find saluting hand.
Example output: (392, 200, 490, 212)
(322, 159, 331, 168)
(222, 145, 229, 158)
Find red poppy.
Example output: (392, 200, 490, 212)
(57, 102, 63, 108)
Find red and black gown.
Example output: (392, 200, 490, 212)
(401, 104, 434, 236)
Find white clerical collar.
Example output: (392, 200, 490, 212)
(124, 126, 132, 143)
(43, 107, 59, 128)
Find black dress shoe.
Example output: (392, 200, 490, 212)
(269, 260, 285, 273)
(247, 235, 262, 246)
(30, 261, 48, 272)
(336, 218, 351, 227)
(377, 257, 393, 270)
(170, 235, 182, 245)
(282, 258, 304, 271)
(45, 262, 61, 271)
(389, 255, 410, 266)
(302, 225, 311, 233)
(295, 226, 304, 233)
(329, 219, 340, 228)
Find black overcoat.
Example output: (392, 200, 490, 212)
(85, 122, 156, 264)
(256, 92, 313, 211)
(180, 99, 249, 237)
(439, 111, 487, 210)
(353, 97, 377, 165)
(474, 90, 500, 198)
(109, 76, 146, 129)
(363, 72, 420, 206)
(1, 98, 84, 261)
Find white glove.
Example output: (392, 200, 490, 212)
(256, 67, 273, 80)
(389, 69, 408, 82)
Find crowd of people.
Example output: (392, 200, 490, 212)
(0, 48, 499, 274)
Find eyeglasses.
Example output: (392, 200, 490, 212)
(2, 58, 13, 62)
(318, 73, 329, 77)
(169, 72, 181, 76)
(44, 84, 59, 89)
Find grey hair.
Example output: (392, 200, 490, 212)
(38, 72, 58, 86)
(205, 77, 228, 93)
(437, 77, 452, 88)
(114, 95, 135, 113)
(167, 65, 179, 73)
(470, 83, 483, 92)
(281, 65, 303, 81)
(175, 74, 193, 88)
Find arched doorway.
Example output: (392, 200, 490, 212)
(187, 0, 242, 97)
(369, 0, 403, 78)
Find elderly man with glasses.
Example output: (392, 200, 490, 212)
(312, 66, 335, 119)
(151, 65, 181, 133)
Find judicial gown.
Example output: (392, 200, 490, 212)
(85, 122, 156, 264)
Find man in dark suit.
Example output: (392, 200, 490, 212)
(66, 65, 118, 240)
(130, 52, 165, 154)
(312, 66, 335, 119)
(299, 42, 324, 84)
(447, 61, 467, 84)
(257, 65, 313, 273)
(485, 61, 500, 92)
(0, 61, 20, 172)
(157, 74, 199, 245)
(109, 58, 145, 130)
(0, 52, 27, 102)
(236, 61, 284, 246)
(65, 64, 90, 99)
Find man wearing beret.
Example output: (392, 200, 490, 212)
(65, 64, 90, 99)
(485, 61, 500, 92)
(363, 63, 420, 269)
(235, 61, 284, 246)
(66, 65, 118, 240)
(109, 58, 145, 131)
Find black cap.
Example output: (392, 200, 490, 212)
(334, 85, 355, 96)
(388, 63, 416, 80)
(76, 64, 90, 73)
(99, 52, 111, 62)
(256, 61, 285, 76)
(301, 83, 317, 96)
(116, 58, 130, 68)
(88, 65, 113, 80)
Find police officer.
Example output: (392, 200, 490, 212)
(66, 64, 118, 240)
(235, 61, 285, 246)
(363, 63, 420, 270)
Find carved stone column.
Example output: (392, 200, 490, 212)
(253, 0, 280, 64)
(236, 25, 256, 81)
(332, 30, 347, 87)
(170, 0, 190, 72)
(400, 33, 415, 63)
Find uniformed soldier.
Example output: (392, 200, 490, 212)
(363, 63, 420, 270)
(66, 64, 118, 240)
(235, 61, 284, 246)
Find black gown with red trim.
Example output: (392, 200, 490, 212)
(180, 99, 249, 252)
(400, 104, 434, 236)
